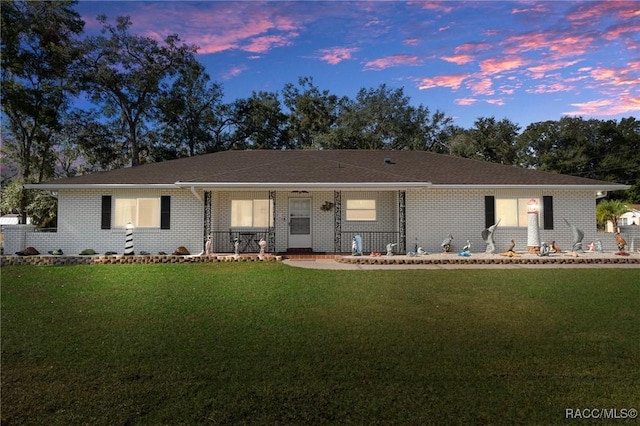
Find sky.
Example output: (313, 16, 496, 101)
(76, 1, 639, 129)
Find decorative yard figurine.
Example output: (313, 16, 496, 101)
(499, 240, 521, 257)
(441, 234, 453, 252)
(587, 241, 595, 251)
(614, 231, 627, 252)
(352, 235, 363, 256)
(595, 240, 603, 253)
(258, 238, 267, 255)
(233, 237, 239, 256)
(124, 222, 134, 256)
(550, 241, 561, 253)
(482, 220, 500, 253)
(386, 243, 397, 256)
(205, 236, 212, 255)
(458, 240, 472, 256)
(539, 242, 550, 256)
(564, 219, 584, 252)
(417, 247, 428, 255)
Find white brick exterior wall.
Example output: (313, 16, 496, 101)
(4, 187, 617, 256)
(5, 189, 203, 256)
(406, 188, 602, 253)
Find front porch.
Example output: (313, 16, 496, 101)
(203, 190, 407, 255)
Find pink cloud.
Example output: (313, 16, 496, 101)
(564, 96, 640, 116)
(404, 38, 420, 46)
(455, 98, 477, 106)
(221, 66, 247, 81)
(467, 77, 493, 96)
(242, 34, 297, 54)
(527, 60, 582, 79)
(526, 82, 573, 94)
(511, 4, 549, 15)
(441, 54, 474, 65)
(364, 54, 422, 71)
(417, 1, 454, 14)
(485, 98, 505, 106)
(318, 47, 358, 65)
(454, 42, 491, 54)
(418, 74, 467, 90)
(124, 3, 306, 56)
(480, 56, 528, 75)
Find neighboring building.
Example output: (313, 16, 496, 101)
(8, 150, 628, 256)
(607, 204, 640, 231)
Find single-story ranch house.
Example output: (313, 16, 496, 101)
(7, 150, 630, 256)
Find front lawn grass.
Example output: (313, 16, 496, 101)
(2, 264, 638, 425)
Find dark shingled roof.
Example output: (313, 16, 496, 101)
(37, 150, 626, 188)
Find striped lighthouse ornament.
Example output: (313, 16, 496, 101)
(124, 222, 134, 255)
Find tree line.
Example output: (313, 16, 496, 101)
(2, 1, 639, 226)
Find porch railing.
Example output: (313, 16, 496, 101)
(339, 231, 404, 254)
(210, 229, 273, 254)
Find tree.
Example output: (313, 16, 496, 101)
(228, 91, 290, 149)
(80, 15, 196, 166)
(153, 61, 226, 158)
(1, 0, 84, 223)
(467, 117, 521, 165)
(596, 199, 630, 231)
(325, 84, 453, 150)
(282, 77, 342, 149)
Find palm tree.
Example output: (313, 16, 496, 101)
(596, 200, 630, 231)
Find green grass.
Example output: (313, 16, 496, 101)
(2, 264, 639, 425)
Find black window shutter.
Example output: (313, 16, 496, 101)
(485, 196, 495, 229)
(543, 196, 554, 230)
(160, 196, 171, 229)
(101, 196, 112, 229)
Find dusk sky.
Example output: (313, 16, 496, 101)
(76, 1, 639, 129)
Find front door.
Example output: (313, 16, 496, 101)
(288, 198, 312, 248)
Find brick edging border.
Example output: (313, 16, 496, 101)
(0, 254, 282, 266)
(336, 255, 640, 265)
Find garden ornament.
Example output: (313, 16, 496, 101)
(205, 236, 212, 255)
(564, 219, 584, 252)
(124, 222, 134, 256)
(352, 235, 363, 256)
(386, 243, 397, 256)
(595, 240, 603, 253)
(258, 238, 267, 255)
(417, 247, 428, 255)
(539, 242, 550, 256)
(481, 220, 500, 253)
(614, 231, 627, 252)
(233, 237, 239, 256)
(441, 234, 453, 252)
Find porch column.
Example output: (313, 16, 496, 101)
(398, 190, 406, 254)
(203, 191, 211, 250)
(334, 191, 342, 253)
(268, 191, 276, 251)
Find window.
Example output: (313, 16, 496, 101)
(114, 197, 160, 228)
(495, 197, 539, 227)
(231, 199, 274, 227)
(346, 199, 376, 221)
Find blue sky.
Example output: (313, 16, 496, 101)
(76, 1, 639, 129)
